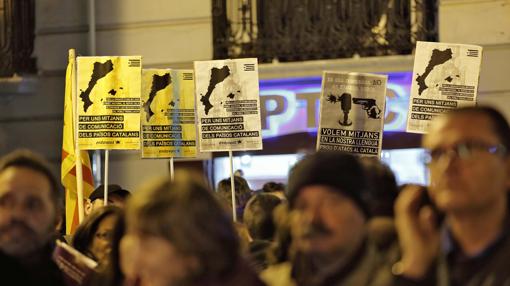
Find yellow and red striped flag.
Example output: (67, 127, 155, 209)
(61, 50, 94, 234)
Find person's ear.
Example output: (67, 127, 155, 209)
(504, 158, 510, 189)
(54, 212, 63, 231)
(85, 199, 93, 216)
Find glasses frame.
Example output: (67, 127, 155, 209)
(422, 141, 507, 166)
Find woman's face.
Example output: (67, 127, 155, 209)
(121, 233, 198, 286)
(89, 214, 116, 264)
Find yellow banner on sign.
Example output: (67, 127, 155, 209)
(141, 69, 197, 158)
(77, 56, 142, 150)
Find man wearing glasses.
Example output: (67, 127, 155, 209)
(393, 106, 510, 285)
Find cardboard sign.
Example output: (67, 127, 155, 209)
(141, 69, 197, 158)
(317, 71, 387, 157)
(194, 58, 263, 152)
(406, 41, 482, 133)
(77, 56, 142, 150)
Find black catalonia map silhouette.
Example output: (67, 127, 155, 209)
(200, 65, 231, 115)
(80, 60, 114, 112)
(415, 48, 453, 96)
(143, 73, 172, 121)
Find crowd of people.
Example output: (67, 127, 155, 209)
(0, 105, 509, 286)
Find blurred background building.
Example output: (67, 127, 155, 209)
(0, 0, 509, 190)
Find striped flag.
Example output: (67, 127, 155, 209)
(61, 50, 94, 234)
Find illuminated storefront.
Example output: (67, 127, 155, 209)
(213, 72, 428, 189)
(259, 71, 413, 137)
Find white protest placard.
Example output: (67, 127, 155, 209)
(141, 69, 197, 158)
(406, 41, 483, 133)
(317, 71, 387, 157)
(194, 58, 262, 152)
(77, 56, 142, 150)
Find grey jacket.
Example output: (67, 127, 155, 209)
(261, 239, 395, 286)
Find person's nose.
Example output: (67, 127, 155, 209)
(8, 202, 27, 222)
(302, 203, 323, 225)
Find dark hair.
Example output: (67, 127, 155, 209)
(360, 157, 399, 217)
(267, 203, 292, 264)
(287, 151, 370, 216)
(108, 212, 125, 286)
(87, 212, 126, 286)
(72, 206, 123, 261)
(89, 184, 131, 202)
(0, 149, 61, 213)
(262, 182, 286, 193)
(127, 176, 240, 282)
(446, 106, 510, 151)
(243, 193, 282, 240)
(216, 176, 252, 219)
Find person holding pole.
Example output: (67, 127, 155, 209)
(84, 184, 131, 216)
(216, 176, 253, 222)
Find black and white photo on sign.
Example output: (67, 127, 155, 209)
(317, 72, 387, 157)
